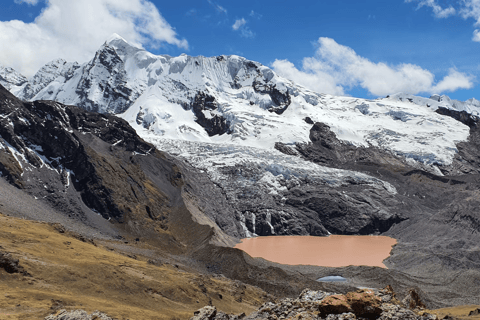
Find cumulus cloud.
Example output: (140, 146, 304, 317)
(0, 0, 188, 77)
(432, 68, 475, 93)
(232, 18, 246, 30)
(272, 59, 345, 96)
(272, 37, 474, 96)
(405, 0, 455, 18)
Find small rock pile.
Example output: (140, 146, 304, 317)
(44, 309, 114, 320)
(190, 286, 438, 320)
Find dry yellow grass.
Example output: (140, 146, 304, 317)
(0, 214, 267, 320)
(424, 305, 480, 320)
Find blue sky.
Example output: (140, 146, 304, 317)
(0, 0, 479, 100)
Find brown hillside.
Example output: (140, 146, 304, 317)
(0, 213, 268, 320)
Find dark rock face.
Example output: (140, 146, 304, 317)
(274, 142, 298, 156)
(0, 251, 25, 274)
(469, 308, 480, 316)
(205, 154, 404, 237)
(285, 188, 404, 235)
(75, 44, 139, 114)
(432, 109, 480, 176)
(190, 92, 231, 136)
(0, 84, 237, 250)
(253, 79, 291, 114)
(435, 107, 479, 129)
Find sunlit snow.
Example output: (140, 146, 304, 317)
(5, 36, 473, 174)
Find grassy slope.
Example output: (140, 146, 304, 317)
(0, 214, 267, 320)
(426, 306, 480, 320)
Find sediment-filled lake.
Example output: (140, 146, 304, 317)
(234, 235, 397, 268)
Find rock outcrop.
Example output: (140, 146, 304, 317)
(190, 287, 438, 320)
(0, 250, 27, 275)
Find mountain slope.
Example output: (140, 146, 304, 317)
(0, 83, 366, 308)
(3, 36, 480, 307)
(0, 212, 268, 320)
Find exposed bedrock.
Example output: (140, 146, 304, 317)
(190, 91, 231, 136)
(204, 122, 408, 237)
(0, 84, 241, 251)
(273, 121, 480, 287)
(227, 179, 404, 237)
(75, 44, 140, 114)
(252, 79, 291, 114)
(434, 107, 480, 175)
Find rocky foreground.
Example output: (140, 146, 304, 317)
(41, 286, 445, 320)
(190, 287, 438, 320)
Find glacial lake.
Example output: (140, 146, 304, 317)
(234, 235, 397, 268)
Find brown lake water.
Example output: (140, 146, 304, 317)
(234, 235, 397, 268)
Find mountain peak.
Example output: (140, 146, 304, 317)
(105, 33, 128, 45)
(103, 33, 142, 60)
(0, 65, 28, 90)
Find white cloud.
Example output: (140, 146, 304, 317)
(406, 0, 480, 40)
(271, 59, 345, 96)
(474, 29, 480, 41)
(405, 0, 455, 18)
(432, 68, 475, 93)
(249, 10, 262, 19)
(207, 0, 227, 15)
(14, 0, 40, 5)
(272, 37, 474, 97)
(0, 0, 188, 77)
(232, 18, 246, 30)
(231, 18, 254, 38)
(461, 0, 480, 25)
(240, 28, 255, 38)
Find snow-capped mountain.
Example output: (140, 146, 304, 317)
(386, 92, 480, 116)
(0, 65, 27, 91)
(3, 33, 480, 238)
(3, 34, 472, 168)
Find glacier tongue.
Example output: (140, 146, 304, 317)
(148, 137, 397, 194)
